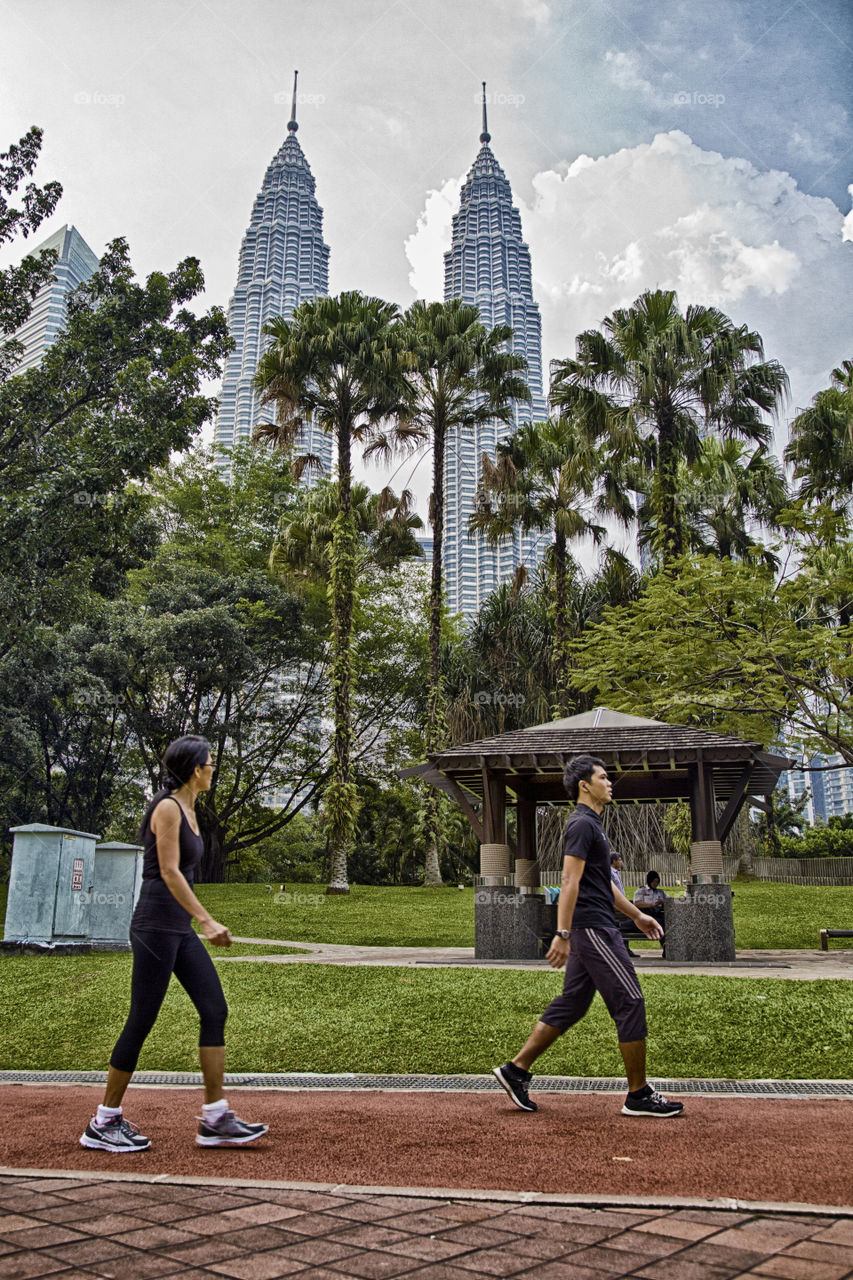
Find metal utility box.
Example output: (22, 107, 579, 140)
(5, 824, 100, 945)
(90, 842, 143, 948)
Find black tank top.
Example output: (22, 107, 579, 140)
(131, 795, 205, 934)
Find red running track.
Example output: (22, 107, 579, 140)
(0, 1087, 850, 1207)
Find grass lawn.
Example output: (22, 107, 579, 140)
(0, 950, 849, 1078)
(2, 880, 852, 949)
(191, 881, 853, 951)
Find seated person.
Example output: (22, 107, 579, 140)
(609, 851, 625, 896)
(633, 870, 669, 952)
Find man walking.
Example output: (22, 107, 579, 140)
(493, 755, 684, 1118)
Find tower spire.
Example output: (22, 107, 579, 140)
(480, 81, 490, 144)
(288, 69, 299, 133)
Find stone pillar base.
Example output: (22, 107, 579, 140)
(664, 883, 735, 962)
(474, 886, 545, 959)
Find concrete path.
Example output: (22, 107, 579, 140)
(227, 940, 853, 981)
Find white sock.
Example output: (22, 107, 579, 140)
(96, 1105, 122, 1125)
(202, 1098, 228, 1122)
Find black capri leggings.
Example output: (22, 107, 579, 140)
(110, 929, 228, 1073)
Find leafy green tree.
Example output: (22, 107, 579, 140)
(389, 300, 530, 884)
(779, 813, 853, 859)
(785, 360, 853, 539)
(0, 228, 230, 847)
(551, 289, 788, 567)
(61, 444, 328, 879)
(254, 293, 416, 893)
(755, 788, 811, 857)
(664, 436, 787, 566)
(0, 126, 63, 379)
(469, 415, 633, 715)
(663, 800, 692, 860)
(570, 553, 853, 763)
(0, 239, 230, 655)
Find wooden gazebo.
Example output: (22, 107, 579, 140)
(406, 707, 793, 881)
(405, 708, 794, 959)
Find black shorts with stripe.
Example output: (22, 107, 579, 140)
(539, 926, 648, 1043)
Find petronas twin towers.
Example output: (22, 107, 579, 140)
(213, 79, 547, 617)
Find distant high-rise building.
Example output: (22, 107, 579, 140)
(782, 749, 853, 822)
(442, 87, 548, 618)
(214, 73, 331, 476)
(13, 225, 99, 371)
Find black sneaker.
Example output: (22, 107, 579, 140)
(196, 1109, 269, 1146)
(493, 1063, 537, 1112)
(80, 1115, 151, 1151)
(621, 1088, 684, 1118)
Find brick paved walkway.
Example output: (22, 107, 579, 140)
(0, 1174, 851, 1280)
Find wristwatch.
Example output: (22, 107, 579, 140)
(555, 929, 571, 940)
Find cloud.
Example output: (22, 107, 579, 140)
(404, 176, 462, 299)
(405, 130, 853, 431)
(604, 49, 659, 99)
(517, 0, 551, 27)
(843, 185, 853, 244)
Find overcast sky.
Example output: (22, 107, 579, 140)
(2, 0, 852, 521)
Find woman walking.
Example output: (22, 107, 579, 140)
(80, 735, 268, 1151)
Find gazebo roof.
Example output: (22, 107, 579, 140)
(404, 707, 793, 811)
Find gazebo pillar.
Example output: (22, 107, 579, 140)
(514, 794, 540, 888)
(479, 766, 511, 881)
(668, 759, 735, 961)
(476, 772, 543, 959)
(688, 757, 725, 880)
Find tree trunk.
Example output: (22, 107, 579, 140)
(422, 418, 445, 887)
(553, 525, 570, 717)
(325, 419, 358, 894)
(199, 804, 227, 882)
(656, 401, 686, 568)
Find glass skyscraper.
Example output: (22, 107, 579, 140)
(13, 225, 99, 371)
(784, 751, 853, 822)
(442, 92, 548, 617)
(214, 76, 332, 476)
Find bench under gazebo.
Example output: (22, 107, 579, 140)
(405, 708, 793, 962)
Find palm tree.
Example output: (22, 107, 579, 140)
(551, 289, 789, 568)
(270, 478, 422, 582)
(254, 292, 415, 893)
(372, 299, 529, 884)
(659, 436, 787, 567)
(444, 575, 554, 744)
(469, 415, 633, 715)
(785, 359, 853, 517)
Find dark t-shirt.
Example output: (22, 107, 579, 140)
(131, 795, 205, 934)
(562, 803, 617, 929)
